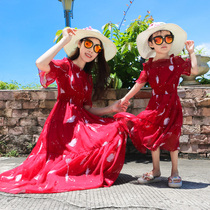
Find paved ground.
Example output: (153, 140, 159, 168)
(0, 156, 209, 210)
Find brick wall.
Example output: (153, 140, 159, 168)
(0, 87, 210, 158)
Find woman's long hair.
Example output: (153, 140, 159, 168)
(69, 38, 110, 100)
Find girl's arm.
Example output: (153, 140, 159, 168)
(121, 82, 146, 105)
(185, 40, 198, 75)
(36, 28, 76, 73)
(84, 100, 128, 116)
(84, 82, 145, 116)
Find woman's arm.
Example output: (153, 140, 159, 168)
(84, 100, 128, 116)
(36, 28, 76, 73)
(84, 82, 145, 116)
(185, 40, 198, 76)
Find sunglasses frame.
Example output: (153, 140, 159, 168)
(83, 38, 103, 53)
(152, 34, 174, 45)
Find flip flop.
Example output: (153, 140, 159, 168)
(168, 176, 182, 188)
(137, 172, 162, 184)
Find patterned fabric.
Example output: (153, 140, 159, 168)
(114, 55, 191, 153)
(0, 58, 127, 194)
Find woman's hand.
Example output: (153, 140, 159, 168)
(62, 27, 77, 45)
(111, 99, 130, 113)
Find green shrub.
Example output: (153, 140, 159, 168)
(0, 81, 20, 90)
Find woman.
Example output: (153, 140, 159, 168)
(0, 27, 128, 193)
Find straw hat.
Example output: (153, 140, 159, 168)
(136, 22, 187, 59)
(64, 26, 117, 61)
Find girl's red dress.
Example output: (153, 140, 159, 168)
(0, 58, 127, 194)
(115, 55, 191, 153)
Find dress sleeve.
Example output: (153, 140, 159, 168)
(38, 58, 68, 88)
(174, 56, 191, 76)
(182, 58, 191, 76)
(135, 63, 148, 84)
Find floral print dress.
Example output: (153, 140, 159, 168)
(0, 58, 127, 194)
(115, 55, 191, 153)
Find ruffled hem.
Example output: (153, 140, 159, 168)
(114, 110, 180, 153)
(0, 132, 126, 194)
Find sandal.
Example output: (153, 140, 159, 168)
(168, 176, 182, 188)
(138, 172, 161, 184)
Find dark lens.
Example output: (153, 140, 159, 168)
(94, 45, 102, 53)
(165, 35, 174, 44)
(84, 40, 93, 48)
(154, 36, 163, 45)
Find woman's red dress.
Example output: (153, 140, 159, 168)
(0, 58, 127, 194)
(115, 55, 191, 153)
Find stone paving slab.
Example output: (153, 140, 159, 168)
(0, 157, 209, 210)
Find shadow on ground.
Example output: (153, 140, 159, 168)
(116, 173, 210, 190)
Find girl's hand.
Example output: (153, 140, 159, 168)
(62, 27, 77, 44)
(185, 40, 195, 55)
(120, 98, 130, 112)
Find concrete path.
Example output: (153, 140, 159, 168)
(0, 156, 209, 210)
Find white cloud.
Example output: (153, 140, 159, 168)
(196, 43, 210, 56)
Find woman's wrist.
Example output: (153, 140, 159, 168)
(61, 36, 71, 46)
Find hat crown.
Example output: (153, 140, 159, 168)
(83, 26, 101, 34)
(136, 22, 187, 59)
(148, 22, 166, 30)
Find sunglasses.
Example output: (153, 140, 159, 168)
(83, 39, 102, 53)
(152, 34, 174, 45)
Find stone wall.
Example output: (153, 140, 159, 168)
(0, 87, 210, 158)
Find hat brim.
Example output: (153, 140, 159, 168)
(136, 23, 187, 59)
(64, 29, 117, 61)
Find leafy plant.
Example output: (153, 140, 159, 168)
(5, 150, 19, 157)
(180, 47, 207, 56)
(0, 80, 20, 90)
(196, 74, 210, 84)
(102, 12, 153, 88)
(107, 73, 123, 89)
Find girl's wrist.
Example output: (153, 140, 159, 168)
(188, 51, 195, 56)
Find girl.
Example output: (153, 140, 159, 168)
(0, 27, 128, 193)
(115, 22, 198, 187)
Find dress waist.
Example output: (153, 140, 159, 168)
(57, 97, 83, 107)
(152, 87, 177, 96)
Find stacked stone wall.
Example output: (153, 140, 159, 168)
(0, 87, 209, 158)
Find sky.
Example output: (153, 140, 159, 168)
(0, 0, 210, 86)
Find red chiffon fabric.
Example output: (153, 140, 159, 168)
(115, 55, 191, 153)
(0, 58, 127, 194)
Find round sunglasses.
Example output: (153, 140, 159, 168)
(83, 39, 102, 53)
(152, 34, 174, 45)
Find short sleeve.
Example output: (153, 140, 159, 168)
(135, 63, 148, 84)
(38, 58, 68, 88)
(181, 58, 191, 76)
(174, 56, 191, 76)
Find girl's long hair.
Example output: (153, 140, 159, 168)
(69, 38, 110, 100)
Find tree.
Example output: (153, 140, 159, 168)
(103, 12, 153, 88)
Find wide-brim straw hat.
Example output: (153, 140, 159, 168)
(64, 26, 117, 61)
(136, 22, 187, 59)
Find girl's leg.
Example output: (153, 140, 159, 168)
(138, 147, 161, 184)
(170, 150, 179, 177)
(151, 147, 161, 176)
(168, 150, 182, 187)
